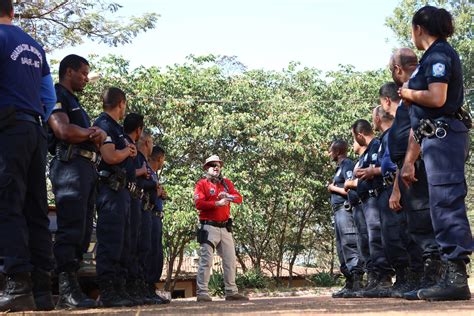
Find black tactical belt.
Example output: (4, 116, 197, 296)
(16, 111, 43, 127)
(414, 118, 449, 144)
(200, 220, 228, 228)
(75, 148, 99, 164)
(360, 186, 385, 202)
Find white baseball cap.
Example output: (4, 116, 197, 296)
(203, 155, 224, 168)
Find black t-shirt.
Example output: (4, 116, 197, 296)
(94, 112, 135, 182)
(330, 158, 354, 206)
(48, 83, 96, 152)
(408, 38, 464, 129)
(388, 102, 410, 164)
(356, 138, 383, 196)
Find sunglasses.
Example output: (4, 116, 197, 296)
(207, 163, 221, 168)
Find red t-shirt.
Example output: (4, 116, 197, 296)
(194, 177, 243, 221)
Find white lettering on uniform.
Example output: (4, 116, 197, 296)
(10, 43, 43, 68)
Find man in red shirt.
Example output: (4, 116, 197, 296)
(194, 155, 249, 302)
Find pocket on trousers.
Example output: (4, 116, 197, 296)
(428, 172, 464, 186)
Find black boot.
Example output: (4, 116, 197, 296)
(349, 271, 377, 298)
(391, 269, 420, 298)
(418, 260, 471, 301)
(362, 274, 392, 298)
(125, 279, 144, 306)
(147, 282, 170, 304)
(31, 269, 54, 311)
(98, 279, 134, 307)
(340, 273, 363, 298)
(137, 280, 158, 305)
(56, 272, 97, 309)
(332, 274, 353, 298)
(115, 278, 139, 306)
(0, 272, 36, 312)
(403, 257, 443, 300)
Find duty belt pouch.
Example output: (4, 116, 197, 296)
(57, 144, 74, 162)
(0, 106, 16, 131)
(226, 218, 233, 233)
(456, 107, 473, 129)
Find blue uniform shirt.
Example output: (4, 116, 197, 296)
(347, 159, 362, 205)
(378, 128, 397, 176)
(330, 158, 354, 206)
(388, 102, 410, 164)
(0, 25, 50, 117)
(94, 112, 135, 182)
(408, 38, 464, 129)
(356, 138, 383, 196)
(48, 83, 96, 152)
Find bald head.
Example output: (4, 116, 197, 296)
(390, 48, 418, 86)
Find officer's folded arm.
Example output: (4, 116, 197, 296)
(400, 82, 448, 108)
(99, 142, 132, 165)
(49, 112, 94, 143)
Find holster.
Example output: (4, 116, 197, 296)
(0, 106, 17, 132)
(56, 144, 74, 162)
(99, 169, 127, 191)
(456, 107, 472, 129)
(226, 218, 233, 233)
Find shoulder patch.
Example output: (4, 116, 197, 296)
(53, 102, 62, 110)
(410, 66, 419, 79)
(346, 170, 353, 179)
(432, 63, 446, 77)
(371, 153, 378, 161)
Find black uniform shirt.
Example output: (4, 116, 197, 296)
(94, 112, 135, 182)
(49, 83, 96, 152)
(347, 159, 361, 205)
(388, 102, 410, 164)
(408, 38, 464, 129)
(136, 151, 157, 192)
(356, 138, 383, 196)
(330, 158, 354, 206)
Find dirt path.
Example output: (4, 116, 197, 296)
(5, 295, 474, 315)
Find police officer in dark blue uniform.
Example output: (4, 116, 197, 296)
(327, 140, 363, 298)
(48, 55, 103, 309)
(139, 142, 169, 304)
(399, 6, 472, 301)
(94, 87, 137, 307)
(372, 101, 422, 298)
(344, 140, 370, 291)
(388, 48, 442, 300)
(123, 113, 153, 305)
(350, 119, 393, 297)
(0, 1, 57, 312)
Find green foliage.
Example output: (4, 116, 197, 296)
(13, 1, 159, 51)
(208, 269, 225, 297)
(310, 272, 339, 287)
(236, 269, 271, 289)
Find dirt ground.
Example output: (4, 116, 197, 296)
(4, 293, 474, 316)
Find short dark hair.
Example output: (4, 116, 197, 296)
(0, 0, 13, 18)
(351, 119, 373, 136)
(150, 145, 165, 160)
(330, 139, 348, 156)
(376, 105, 394, 122)
(123, 113, 144, 134)
(102, 87, 126, 110)
(379, 82, 400, 102)
(59, 54, 89, 80)
(412, 5, 454, 39)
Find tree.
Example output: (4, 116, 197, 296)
(385, 0, 473, 88)
(13, 0, 159, 51)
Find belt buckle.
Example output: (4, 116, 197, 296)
(90, 152, 97, 163)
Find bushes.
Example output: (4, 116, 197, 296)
(208, 268, 271, 297)
(310, 272, 340, 287)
